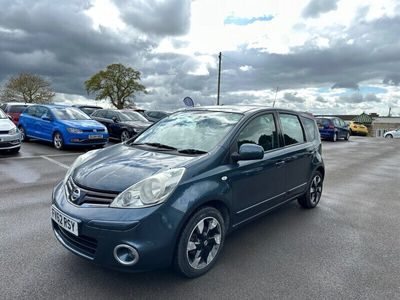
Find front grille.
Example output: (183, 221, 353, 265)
(70, 138, 107, 144)
(53, 222, 97, 258)
(65, 177, 118, 206)
(82, 129, 105, 132)
(0, 141, 19, 148)
(0, 130, 9, 134)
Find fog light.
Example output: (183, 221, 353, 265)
(113, 244, 139, 266)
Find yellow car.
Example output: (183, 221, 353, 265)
(346, 121, 368, 136)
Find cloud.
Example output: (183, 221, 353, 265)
(113, 0, 191, 36)
(302, 0, 339, 18)
(224, 15, 273, 26)
(339, 93, 381, 103)
(283, 92, 305, 103)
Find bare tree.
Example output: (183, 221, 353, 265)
(1, 73, 55, 104)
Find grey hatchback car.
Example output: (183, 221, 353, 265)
(0, 108, 22, 153)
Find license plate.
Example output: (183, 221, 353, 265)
(51, 205, 79, 236)
(89, 134, 103, 139)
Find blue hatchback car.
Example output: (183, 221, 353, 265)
(51, 106, 325, 277)
(19, 105, 108, 149)
(316, 116, 350, 142)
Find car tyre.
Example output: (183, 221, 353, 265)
(120, 130, 130, 142)
(332, 132, 338, 142)
(344, 131, 350, 141)
(9, 147, 20, 154)
(385, 134, 393, 139)
(174, 207, 225, 278)
(18, 126, 29, 142)
(298, 171, 323, 209)
(53, 132, 64, 150)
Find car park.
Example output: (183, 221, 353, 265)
(0, 108, 22, 153)
(0, 102, 32, 125)
(383, 128, 400, 139)
(141, 110, 170, 122)
(346, 121, 368, 136)
(18, 104, 108, 150)
(316, 116, 350, 141)
(51, 106, 324, 278)
(72, 105, 103, 116)
(91, 109, 152, 142)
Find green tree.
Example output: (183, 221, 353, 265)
(1, 73, 55, 104)
(84, 63, 146, 109)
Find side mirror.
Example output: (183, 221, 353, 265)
(112, 116, 119, 123)
(231, 143, 264, 162)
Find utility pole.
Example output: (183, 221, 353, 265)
(388, 106, 392, 117)
(217, 52, 222, 105)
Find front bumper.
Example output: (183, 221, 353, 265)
(51, 181, 182, 272)
(64, 132, 109, 146)
(0, 132, 22, 149)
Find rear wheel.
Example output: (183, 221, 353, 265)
(344, 131, 350, 141)
(332, 132, 338, 142)
(53, 132, 64, 150)
(120, 130, 130, 142)
(18, 126, 29, 141)
(298, 171, 323, 209)
(174, 207, 225, 278)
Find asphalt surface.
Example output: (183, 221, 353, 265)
(1, 136, 399, 299)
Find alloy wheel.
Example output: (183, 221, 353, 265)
(54, 133, 63, 149)
(19, 127, 25, 140)
(310, 175, 323, 205)
(121, 130, 130, 142)
(186, 217, 222, 270)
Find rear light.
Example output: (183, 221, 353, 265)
(328, 125, 335, 129)
(354, 125, 358, 128)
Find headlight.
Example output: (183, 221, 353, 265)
(63, 149, 100, 184)
(8, 127, 18, 135)
(110, 168, 185, 208)
(67, 127, 83, 134)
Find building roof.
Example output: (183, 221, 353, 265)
(372, 117, 400, 124)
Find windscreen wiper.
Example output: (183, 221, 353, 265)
(178, 149, 208, 154)
(131, 142, 177, 150)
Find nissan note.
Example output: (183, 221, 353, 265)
(51, 106, 325, 278)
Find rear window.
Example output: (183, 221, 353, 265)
(8, 105, 28, 113)
(316, 118, 332, 127)
(279, 113, 305, 146)
(301, 116, 318, 141)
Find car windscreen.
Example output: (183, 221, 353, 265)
(130, 111, 243, 152)
(8, 105, 28, 113)
(119, 111, 149, 122)
(52, 107, 91, 120)
(80, 107, 98, 116)
(0, 109, 7, 119)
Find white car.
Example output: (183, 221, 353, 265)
(384, 129, 400, 139)
(0, 108, 22, 153)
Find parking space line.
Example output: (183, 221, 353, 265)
(40, 155, 70, 169)
(0, 152, 81, 161)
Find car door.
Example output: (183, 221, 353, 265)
(106, 111, 122, 139)
(36, 107, 54, 140)
(226, 113, 287, 225)
(20, 106, 37, 137)
(278, 113, 313, 198)
(94, 110, 114, 137)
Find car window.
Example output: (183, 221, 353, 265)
(103, 110, 114, 119)
(237, 114, 278, 151)
(333, 119, 340, 126)
(52, 107, 91, 120)
(316, 118, 331, 127)
(301, 116, 317, 141)
(0, 109, 7, 119)
(9, 105, 28, 113)
(119, 111, 148, 122)
(279, 113, 305, 146)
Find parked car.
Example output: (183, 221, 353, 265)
(316, 117, 350, 141)
(72, 105, 102, 116)
(141, 110, 170, 122)
(18, 105, 108, 150)
(51, 106, 325, 278)
(91, 109, 152, 142)
(384, 129, 400, 139)
(346, 121, 368, 136)
(0, 108, 22, 153)
(0, 102, 32, 125)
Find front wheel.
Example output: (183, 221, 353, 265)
(174, 207, 225, 278)
(53, 132, 64, 150)
(9, 147, 20, 154)
(18, 126, 29, 142)
(120, 130, 130, 142)
(298, 171, 323, 209)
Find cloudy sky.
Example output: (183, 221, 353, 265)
(1, 0, 400, 115)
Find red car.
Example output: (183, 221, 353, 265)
(0, 103, 32, 125)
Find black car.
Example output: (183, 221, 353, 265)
(91, 109, 152, 142)
(141, 110, 170, 122)
(51, 106, 324, 278)
(73, 105, 102, 116)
